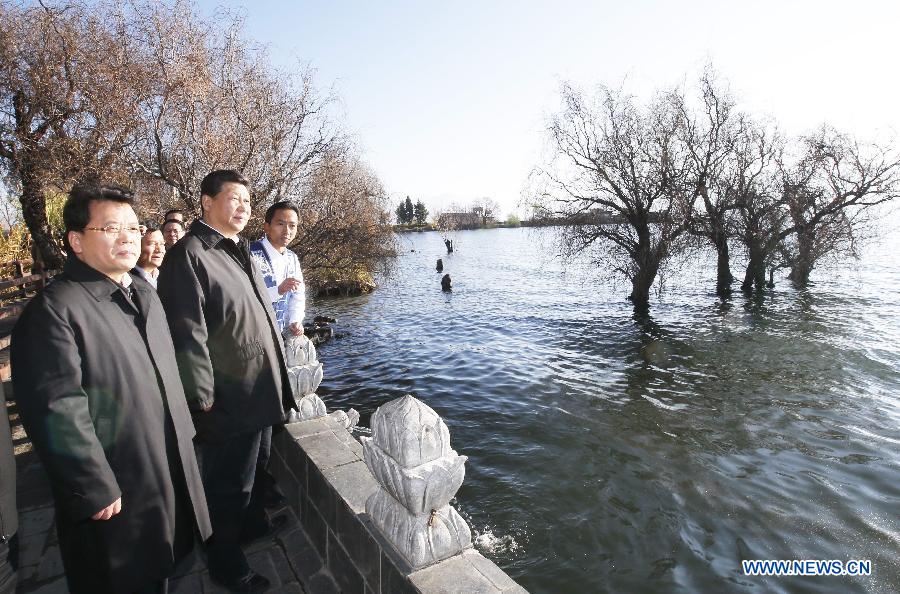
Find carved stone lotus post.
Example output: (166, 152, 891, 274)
(283, 332, 359, 429)
(361, 395, 472, 571)
(283, 333, 327, 421)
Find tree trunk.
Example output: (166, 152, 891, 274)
(788, 228, 814, 288)
(628, 270, 653, 310)
(788, 262, 812, 287)
(18, 163, 65, 270)
(714, 236, 733, 296)
(741, 248, 766, 293)
(628, 231, 658, 310)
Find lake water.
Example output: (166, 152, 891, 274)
(311, 227, 900, 594)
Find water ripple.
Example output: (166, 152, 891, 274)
(314, 228, 900, 594)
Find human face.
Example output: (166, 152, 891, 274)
(263, 208, 299, 252)
(162, 221, 184, 248)
(137, 230, 165, 271)
(68, 201, 141, 281)
(201, 182, 251, 238)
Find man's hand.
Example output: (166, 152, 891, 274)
(91, 497, 122, 521)
(278, 277, 302, 295)
(288, 322, 304, 336)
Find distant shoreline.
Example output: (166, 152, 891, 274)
(393, 221, 561, 233)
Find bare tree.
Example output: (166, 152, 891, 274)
(678, 71, 747, 295)
(0, 0, 151, 268)
(291, 146, 395, 295)
(733, 125, 900, 292)
(471, 196, 499, 226)
(533, 71, 899, 298)
(708, 118, 784, 293)
(534, 83, 692, 308)
(122, 0, 337, 215)
(777, 127, 900, 287)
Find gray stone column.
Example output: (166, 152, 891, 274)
(361, 395, 472, 571)
(284, 333, 327, 421)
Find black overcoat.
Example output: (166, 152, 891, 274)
(10, 257, 212, 593)
(157, 221, 292, 441)
(0, 381, 15, 542)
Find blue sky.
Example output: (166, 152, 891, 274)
(199, 1, 900, 219)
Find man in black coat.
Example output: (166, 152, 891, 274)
(158, 170, 293, 592)
(10, 183, 212, 594)
(0, 383, 17, 594)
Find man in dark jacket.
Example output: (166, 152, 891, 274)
(158, 170, 293, 593)
(10, 183, 212, 594)
(0, 383, 17, 594)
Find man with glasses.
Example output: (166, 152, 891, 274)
(161, 218, 186, 249)
(158, 170, 293, 593)
(10, 183, 211, 593)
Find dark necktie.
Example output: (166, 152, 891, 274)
(117, 282, 143, 320)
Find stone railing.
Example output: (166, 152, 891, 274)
(271, 335, 526, 593)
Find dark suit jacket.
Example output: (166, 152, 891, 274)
(157, 220, 292, 441)
(10, 256, 212, 593)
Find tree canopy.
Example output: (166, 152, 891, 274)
(0, 0, 394, 289)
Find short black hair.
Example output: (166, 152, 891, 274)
(264, 200, 300, 224)
(200, 170, 249, 199)
(63, 183, 135, 253)
(161, 219, 185, 232)
(163, 208, 184, 219)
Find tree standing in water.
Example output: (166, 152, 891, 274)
(723, 121, 785, 293)
(732, 125, 900, 292)
(777, 127, 900, 288)
(534, 72, 900, 300)
(535, 83, 691, 309)
(678, 72, 756, 296)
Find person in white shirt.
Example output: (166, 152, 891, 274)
(248, 200, 305, 513)
(249, 201, 305, 336)
(132, 226, 165, 289)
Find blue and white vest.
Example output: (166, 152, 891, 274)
(250, 239, 299, 331)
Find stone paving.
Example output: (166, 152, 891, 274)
(9, 398, 341, 594)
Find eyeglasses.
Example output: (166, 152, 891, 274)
(84, 224, 147, 237)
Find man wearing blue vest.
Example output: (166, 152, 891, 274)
(250, 201, 305, 336)
(249, 200, 305, 509)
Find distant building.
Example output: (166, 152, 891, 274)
(437, 210, 486, 230)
